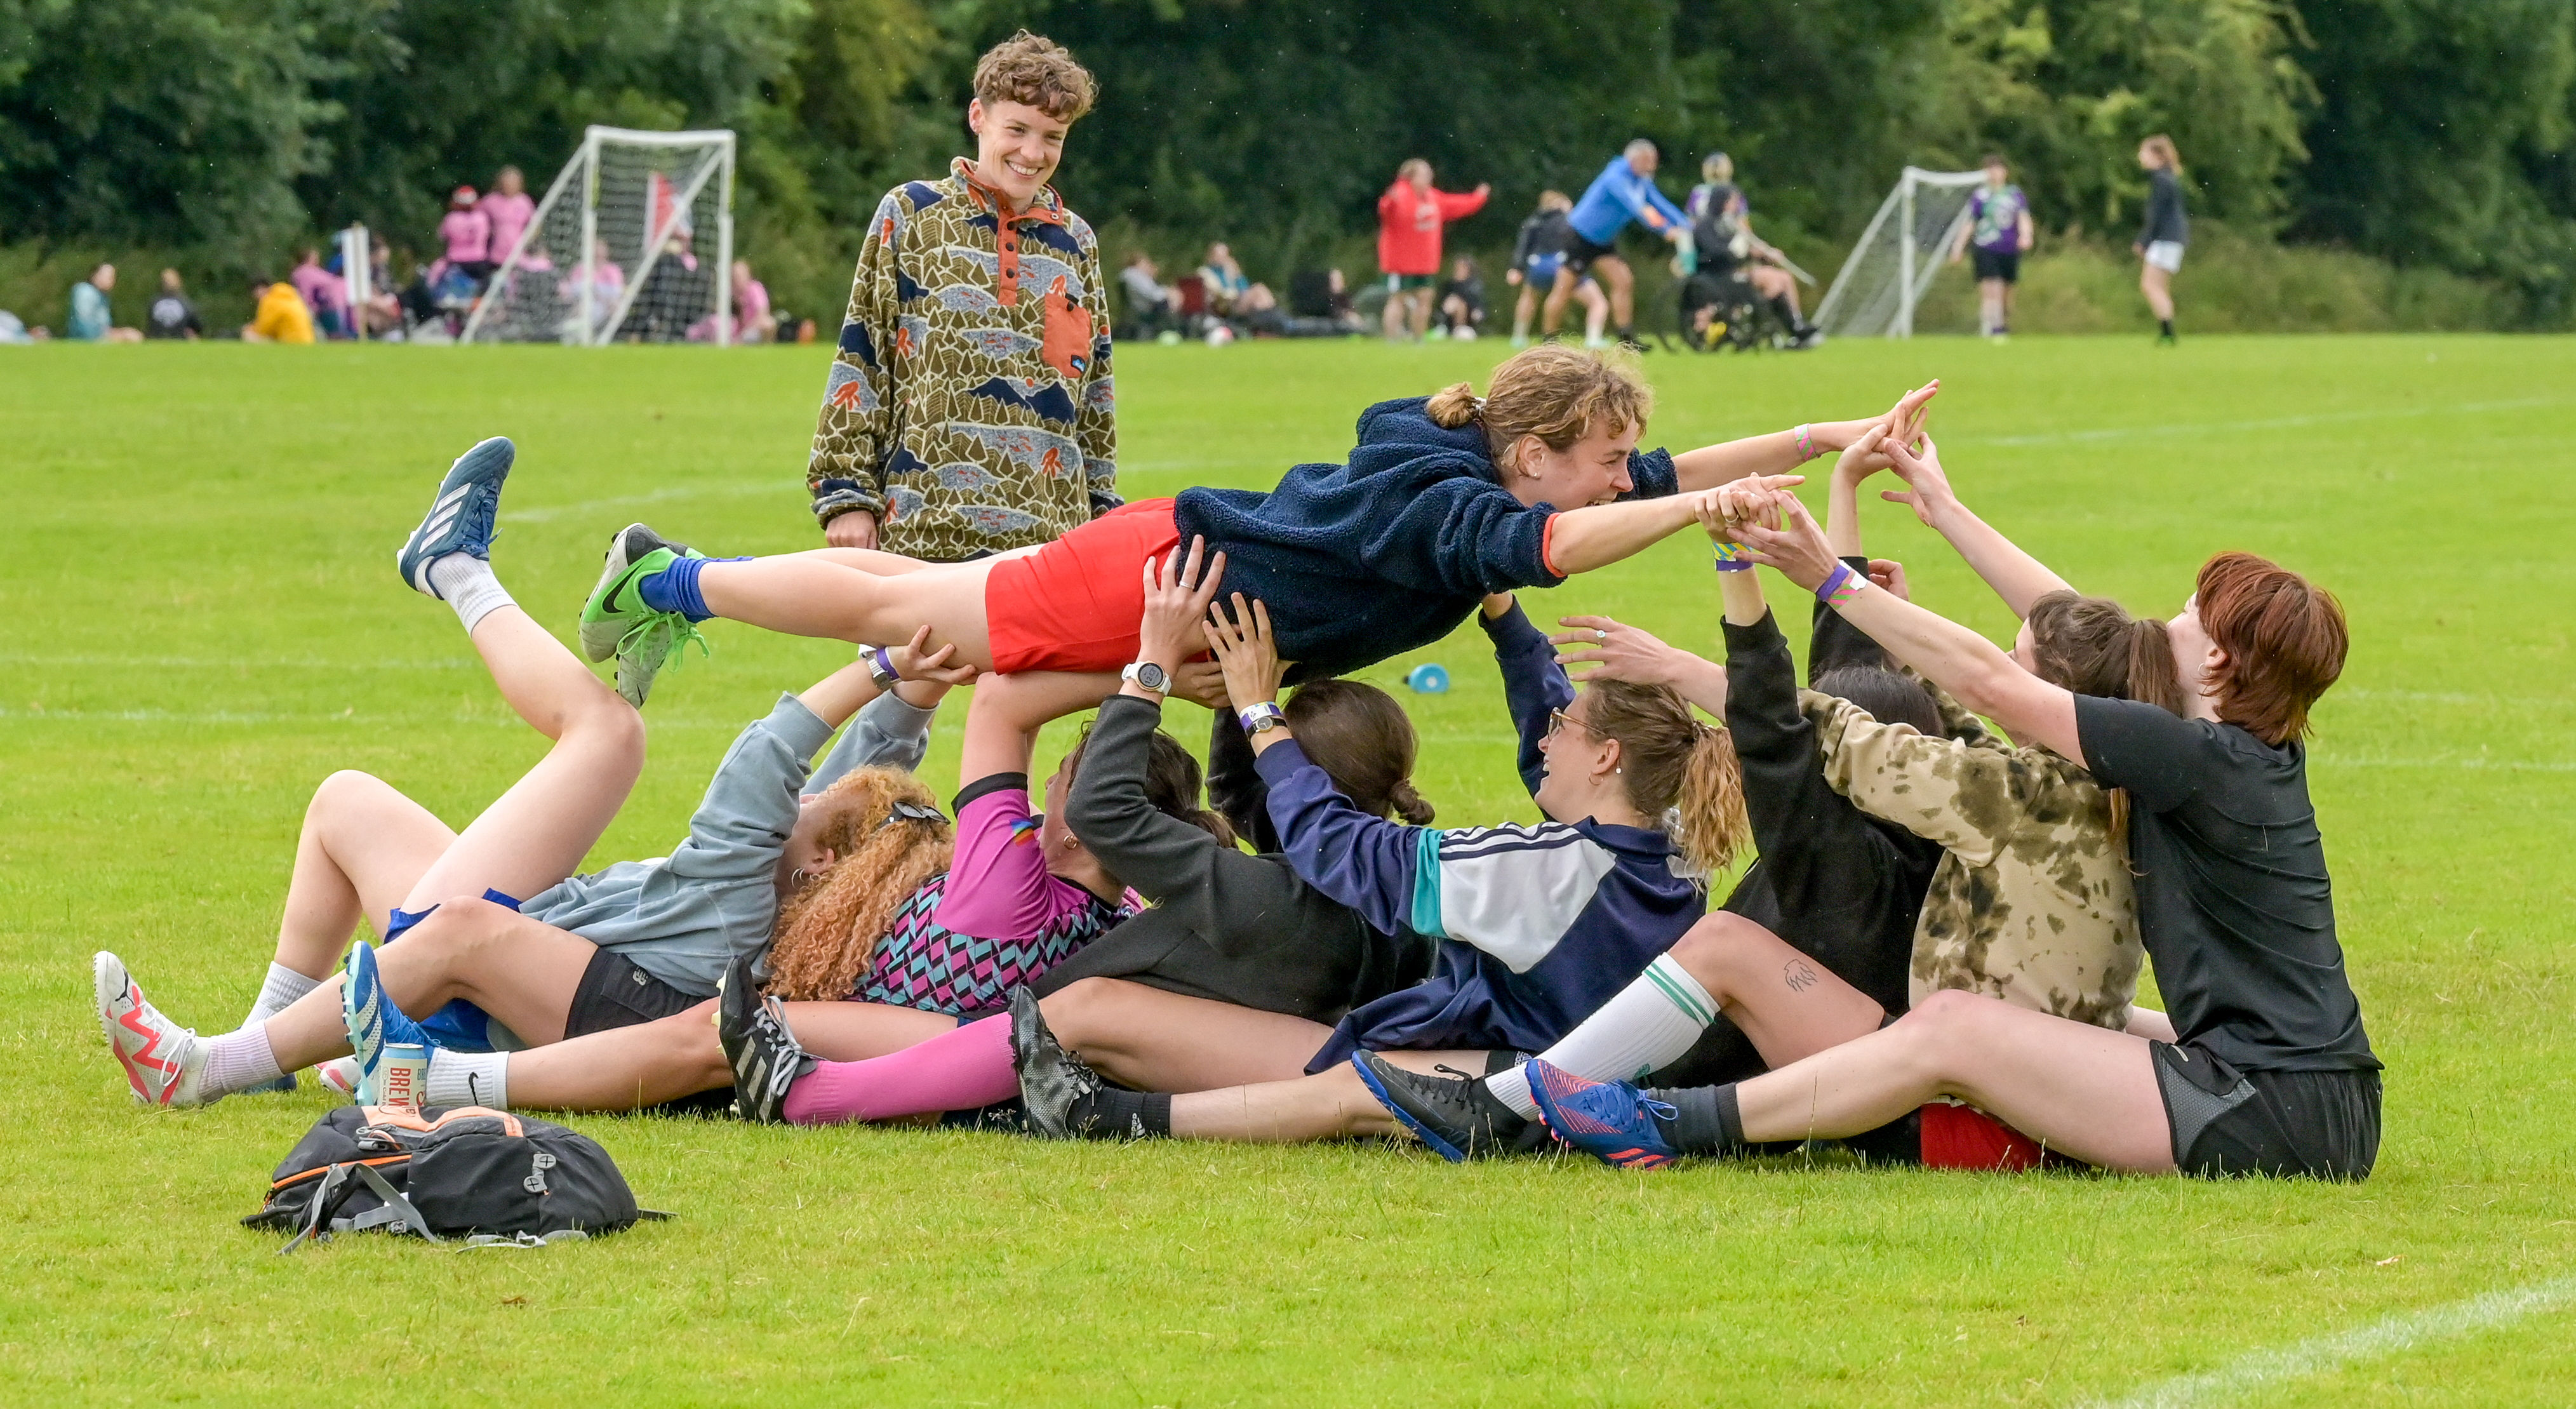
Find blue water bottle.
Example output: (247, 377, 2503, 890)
(1405, 663, 1450, 694)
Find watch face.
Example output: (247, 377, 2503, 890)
(1133, 662, 1168, 690)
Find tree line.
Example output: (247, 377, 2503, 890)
(6, 0, 2574, 324)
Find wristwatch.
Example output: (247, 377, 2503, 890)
(1121, 661, 1170, 694)
(1239, 702, 1287, 735)
(861, 644, 900, 689)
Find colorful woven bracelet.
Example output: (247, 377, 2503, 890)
(1712, 542, 1756, 573)
(1815, 561, 1869, 610)
(1792, 423, 1817, 462)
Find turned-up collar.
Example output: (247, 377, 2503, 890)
(952, 156, 1067, 227)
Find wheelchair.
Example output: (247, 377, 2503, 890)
(1676, 266, 1779, 353)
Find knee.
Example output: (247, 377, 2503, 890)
(401, 895, 517, 963)
(1666, 910, 1769, 993)
(1887, 988, 2003, 1069)
(310, 770, 394, 825)
(1038, 978, 1119, 1049)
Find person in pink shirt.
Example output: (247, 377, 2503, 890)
(731, 260, 773, 343)
(439, 185, 494, 282)
(477, 167, 537, 269)
(288, 247, 350, 338)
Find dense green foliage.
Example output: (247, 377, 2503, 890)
(6, 0, 2576, 323)
(4, 336, 2573, 1402)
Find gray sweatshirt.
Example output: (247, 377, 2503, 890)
(514, 690, 936, 995)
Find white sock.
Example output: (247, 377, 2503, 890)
(1484, 953, 1718, 1118)
(427, 554, 515, 634)
(201, 1024, 284, 1097)
(241, 961, 321, 1028)
(425, 1048, 509, 1110)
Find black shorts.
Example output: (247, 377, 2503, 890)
(2152, 1041, 2382, 1180)
(1970, 248, 2021, 283)
(1563, 233, 1617, 273)
(564, 947, 705, 1038)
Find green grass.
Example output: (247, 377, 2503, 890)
(4, 334, 2572, 1405)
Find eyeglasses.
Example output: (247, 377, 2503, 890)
(1546, 707, 1599, 740)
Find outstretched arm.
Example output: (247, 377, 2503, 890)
(1874, 429, 2072, 617)
(1733, 491, 2084, 763)
(1669, 380, 1939, 491)
(1544, 476, 1805, 577)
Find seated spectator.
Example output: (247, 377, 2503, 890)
(688, 260, 775, 344)
(1196, 241, 1276, 317)
(241, 276, 316, 344)
(290, 248, 351, 338)
(561, 237, 627, 339)
(144, 269, 204, 340)
(0, 311, 40, 344)
(1119, 252, 1177, 338)
(1435, 255, 1488, 340)
(626, 230, 707, 342)
(68, 264, 143, 343)
(439, 186, 494, 283)
(356, 245, 403, 337)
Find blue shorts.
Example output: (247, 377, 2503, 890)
(1523, 255, 1593, 288)
(381, 887, 523, 1050)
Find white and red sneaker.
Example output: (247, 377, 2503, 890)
(93, 952, 211, 1107)
(316, 1057, 361, 1099)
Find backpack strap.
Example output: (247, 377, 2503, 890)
(277, 1163, 353, 1255)
(336, 1161, 446, 1244)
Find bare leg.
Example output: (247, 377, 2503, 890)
(501, 1001, 731, 1111)
(1168, 1052, 1482, 1143)
(399, 605, 646, 909)
(2140, 262, 2175, 322)
(274, 771, 457, 978)
(1043, 978, 1335, 1092)
(775, 1001, 963, 1062)
(1409, 289, 1431, 340)
(810, 548, 938, 575)
(1542, 267, 1577, 335)
(1580, 283, 1610, 342)
(1662, 911, 1885, 1069)
(693, 554, 999, 665)
(258, 900, 602, 1072)
(1511, 285, 1536, 340)
(1381, 284, 1406, 340)
(1598, 256, 1635, 330)
(1728, 990, 2177, 1172)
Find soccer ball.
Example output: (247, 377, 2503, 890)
(1205, 324, 1235, 347)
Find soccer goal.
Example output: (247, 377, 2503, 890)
(460, 126, 735, 346)
(1813, 166, 1986, 339)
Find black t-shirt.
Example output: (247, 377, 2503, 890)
(2074, 696, 2376, 1072)
(145, 293, 202, 339)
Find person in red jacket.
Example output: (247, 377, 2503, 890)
(1376, 159, 1488, 342)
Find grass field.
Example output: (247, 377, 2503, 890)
(4, 333, 2573, 1405)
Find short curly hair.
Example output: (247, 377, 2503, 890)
(973, 30, 1097, 123)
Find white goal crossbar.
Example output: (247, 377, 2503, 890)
(460, 126, 737, 346)
(1813, 167, 1988, 339)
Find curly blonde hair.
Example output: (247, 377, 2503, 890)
(762, 767, 956, 1002)
(973, 30, 1097, 123)
(1424, 344, 1655, 474)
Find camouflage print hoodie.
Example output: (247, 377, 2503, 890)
(1801, 686, 2142, 1029)
(806, 157, 1118, 561)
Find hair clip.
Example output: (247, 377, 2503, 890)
(883, 800, 947, 828)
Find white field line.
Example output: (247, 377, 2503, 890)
(1958, 396, 2573, 450)
(3, 655, 473, 671)
(2090, 1274, 2576, 1408)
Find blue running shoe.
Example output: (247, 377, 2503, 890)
(397, 436, 514, 597)
(1525, 1058, 1681, 1170)
(342, 940, 430, 1104)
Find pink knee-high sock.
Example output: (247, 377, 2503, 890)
(781, 1014, 1018, 1126)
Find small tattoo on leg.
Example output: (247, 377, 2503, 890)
(1783, 960, 1819, 992)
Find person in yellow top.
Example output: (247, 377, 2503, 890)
(241, 277, 316, 343)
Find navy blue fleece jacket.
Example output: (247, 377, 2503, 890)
(1171, 397, 1679, 681)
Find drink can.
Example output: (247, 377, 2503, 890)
(379, 1042, 429, 1113)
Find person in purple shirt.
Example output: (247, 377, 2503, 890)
(1948, 152, 2035, 338)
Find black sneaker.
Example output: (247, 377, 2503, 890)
(1008, 986, 1102, 1139)
(1349, 1050, 1535, 1163)
(719, 947, 811, 1123)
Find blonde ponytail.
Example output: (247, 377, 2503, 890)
(1672, 724, 1750, 876)
(1425, 381, 1483, 429)
(1580, 678, 1749, 878)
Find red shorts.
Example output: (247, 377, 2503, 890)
(1918, 1100, 2072, 1171)
(984, 498, 1181, 675)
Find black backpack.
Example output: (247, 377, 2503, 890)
(244, 1105, 662, 1253)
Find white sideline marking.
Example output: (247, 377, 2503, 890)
(500, 481, 782, 524)
(2092, 1274, 2576, 1408)
(1, 654, 471, 671)
(1961, 396, 2572, 450)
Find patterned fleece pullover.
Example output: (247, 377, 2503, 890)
(806, 157, 1118, 561)
(1802, 685, 2143, 1029)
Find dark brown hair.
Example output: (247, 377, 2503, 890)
(2192, 551, 2347, 745)
(973, 30, 1097, 123)
(1577, 678, 1749, 876)
(1424, 345, 1654, 474)
(1287, 678, 1434, 824)
(2024, 591, 2187, 716)
(1811, 665, 1946, 738)
(1062, 723, 1236, 848)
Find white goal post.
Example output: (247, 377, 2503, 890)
(460, 126, 736, 346)
(1813, 166, 1987, 339)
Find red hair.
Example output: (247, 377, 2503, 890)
(2194, 552, 2347, 745)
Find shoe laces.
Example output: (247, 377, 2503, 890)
(619, 611, 711, 673)
(1638, 1096, 1679, 1125)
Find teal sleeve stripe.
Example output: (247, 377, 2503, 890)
(1409, 828, 1446, 938)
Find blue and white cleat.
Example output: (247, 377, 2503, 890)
(341, 940, 430, 1104)
(397, 436, 514, 596)
(1525, 1059, 1681, 1170)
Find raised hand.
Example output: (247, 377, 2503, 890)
(1551, 615, 1700, 687)
(1879, 432, 1960, 528)
(1203, 593, 1288, 711)
(1733, 491, 1841, 591)
(1137, 536, 1226, 671)
(887, 623, 979, 684)
(1169, 659, 1232, 711)
(1867, 558, 1911, 601)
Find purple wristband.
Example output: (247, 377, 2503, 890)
(1712, 542, 1754, 573)
(1815, 561, 1868, 610)
(868, 644, 899, 683)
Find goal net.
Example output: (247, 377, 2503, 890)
(460, 126, 735, 345)
(1813, 167, 1985, 338)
